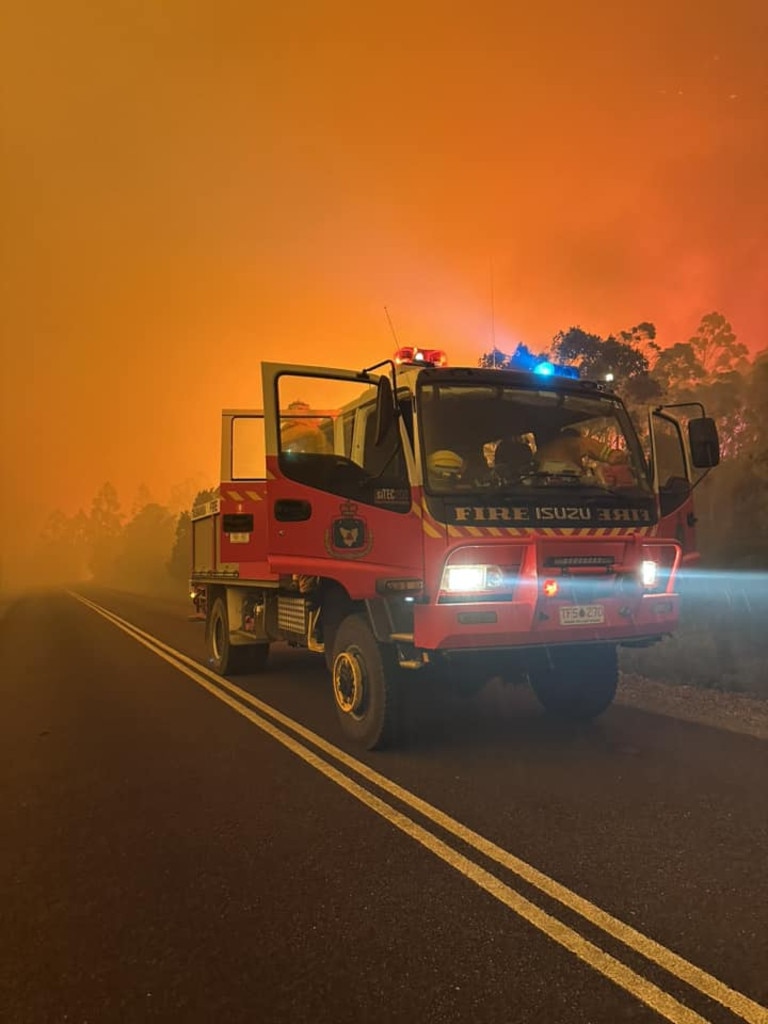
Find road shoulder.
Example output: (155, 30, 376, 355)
(617, 672, 768, 741)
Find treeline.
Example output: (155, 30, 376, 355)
(482, 312, 768, 567)
(33, 483, 216, 594)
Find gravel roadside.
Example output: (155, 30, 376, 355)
(617, 672, 768, 741)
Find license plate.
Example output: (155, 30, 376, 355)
(559, 604, 605, 625)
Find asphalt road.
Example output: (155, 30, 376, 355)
(1, 588, 766, 1024)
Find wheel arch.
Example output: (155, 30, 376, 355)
(316, 578, 361, 665)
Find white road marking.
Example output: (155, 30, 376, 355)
(71, 592, 768, 1024)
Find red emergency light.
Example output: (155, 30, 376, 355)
(394, 346, 448, 367)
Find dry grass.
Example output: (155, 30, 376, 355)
(620, 573, 768, 699)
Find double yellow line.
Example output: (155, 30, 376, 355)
(71, 592, 767, 1024)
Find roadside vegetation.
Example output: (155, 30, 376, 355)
(619, 574, 768, 699)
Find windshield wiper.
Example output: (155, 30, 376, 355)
(576, 484, 651, 500)
(521, 471, 583, 486)
(516, 472, 649, 499)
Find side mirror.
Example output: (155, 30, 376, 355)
(688, 417, 720, 468)
(373, 375, 395, 446)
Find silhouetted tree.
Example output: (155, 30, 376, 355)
(716, 350, 768, 563)
(478, 342, 548, 370)
(619, 322, 657, 343)
(653, 319, 768, 565)
(551, 326, 649, 381)
(36, 508, 90, 582)
(88, 482, 124, 581)
(114, 502, 176, 588)
(652, 342, 706, 397)
(167, 474, 212, 513)
(167, 511, 192, 583)
(130, 483, 153, 516)
(689, 312, 749, 378)
(652, 315, 752, 461)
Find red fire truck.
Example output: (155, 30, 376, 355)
(190, 350, 719, 749)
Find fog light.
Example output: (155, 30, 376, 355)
(543, 579, 559, 597)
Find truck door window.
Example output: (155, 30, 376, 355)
(340, 409, 356, 459)
(275, 373, 409, 510)
(361, 401, 408, 485)
(398, 392, 414, 447)
(231, 416, 266, 480)
(653, 414, 690, 515)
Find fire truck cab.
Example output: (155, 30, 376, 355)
(190, 351, 719, 749)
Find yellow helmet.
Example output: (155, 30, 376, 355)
(281, 420, 331, 454)
(428, 449, 465, 479)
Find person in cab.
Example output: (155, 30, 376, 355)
(536, 427, 636, 487)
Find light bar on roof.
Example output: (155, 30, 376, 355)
(394, 347, 448, 367)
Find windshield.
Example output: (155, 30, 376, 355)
(419, 382, 651, 498)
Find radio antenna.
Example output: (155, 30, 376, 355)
(490, 259, 497, 366)
(384, 305, 401, 348)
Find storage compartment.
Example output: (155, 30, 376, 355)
(192, 514, 217, 573)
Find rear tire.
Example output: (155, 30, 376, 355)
(207, 597, 269, 676)
(529, 645, 618, 720)
(331, 614, 402, 749)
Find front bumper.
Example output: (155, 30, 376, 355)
(414, 592, 678, 650)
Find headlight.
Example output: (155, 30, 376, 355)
(640, 560, 658, 588)
(441, 564, 504, 593)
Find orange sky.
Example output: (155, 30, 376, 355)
(1, 1, 767, 582)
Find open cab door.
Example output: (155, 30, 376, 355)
(261, 362, 422, 585)
(650, 407, 720, 566)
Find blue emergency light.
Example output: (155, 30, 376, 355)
(504, 345, 580, 379)
(533, 359, 580, 379)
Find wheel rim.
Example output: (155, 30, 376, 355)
(333, 648, 366, 717)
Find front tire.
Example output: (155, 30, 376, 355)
(529, 645, 618, 720)
(331, 614, 402, 749)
